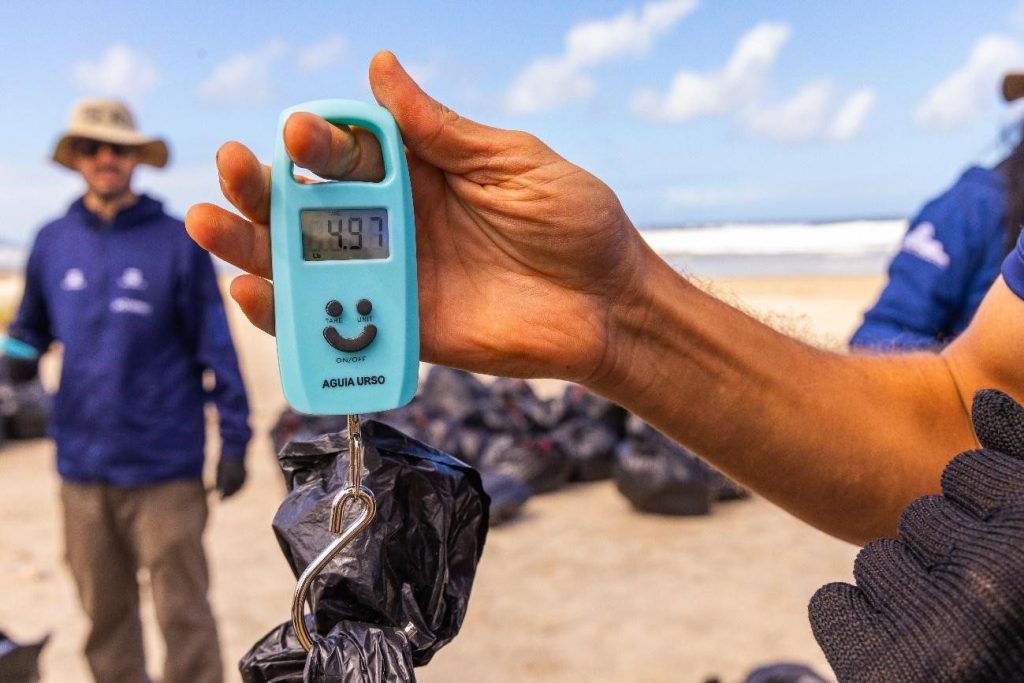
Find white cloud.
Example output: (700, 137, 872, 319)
(914, 34, 1024, 130)
(743, 79, 833, 143)
(296, 34, 347, 72)
(633, 22, 874, 143)
(632, 21, 790, 122)
(506, 58, 597, 115)
(563, 0, 697, 67)
(827, 88, 876, 141)
(199, 40, 287, 105)
(506, 0, 697, 114)
(743, 82, 877, 144)
(72, 45, 158, 99)
(404, 57, 447, 88)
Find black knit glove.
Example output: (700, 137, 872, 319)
(2, 355, 38, 383)
(809, 389, 1024, 682)
(216, 456, 247, 499)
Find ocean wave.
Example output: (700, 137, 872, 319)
(639, 219, 906, 257)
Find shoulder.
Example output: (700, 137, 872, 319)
(922, 167, 1004, 216)
(910, 167, 1005, 246)
(135, 196, 202, 254)
(31, 201, 86, 252)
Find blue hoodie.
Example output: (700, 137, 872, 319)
(8, 194, 251, 485)
(850, 167, 1008, 350)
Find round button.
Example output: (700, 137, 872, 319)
(356, 299, 373, 316)
(325, 300, 343, 318)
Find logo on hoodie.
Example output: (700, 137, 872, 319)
(117, 267, 148, 291)
(901, 222, 950, 268)
(60, 268, 87, 291)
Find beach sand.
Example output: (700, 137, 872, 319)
(0, 272, 886, 682)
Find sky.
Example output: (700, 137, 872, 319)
(3, 1, 1024, 244)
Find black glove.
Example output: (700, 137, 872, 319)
(216, 456, 247, 499)
(809, 389, 1024, 682)
(3, 355, 38, 383)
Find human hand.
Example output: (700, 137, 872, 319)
(809, 388, 1024, 682)
(216, 456, 247, 499)
(186, 51, 653, 385)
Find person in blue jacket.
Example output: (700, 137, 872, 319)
(850, 76, 1024, 350)
(5, 99, 251, 683)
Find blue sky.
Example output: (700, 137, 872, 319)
(2, 1, 1024, 243)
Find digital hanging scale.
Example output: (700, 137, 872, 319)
(270, 99, 419, 415)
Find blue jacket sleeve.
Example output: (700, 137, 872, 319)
(179, 243, 252, 459)
(850, 188, 986, 351)
(7, 235, 54, 353)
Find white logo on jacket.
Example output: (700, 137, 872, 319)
(109, 297, 153, 316)
(116, 267, 148, 291)
(60, 268, 87, 291)
(901, 222, 950, 269)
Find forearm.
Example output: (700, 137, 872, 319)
(592, 249, 976, 544)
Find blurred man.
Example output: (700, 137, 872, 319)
(6, 99, 251, 683)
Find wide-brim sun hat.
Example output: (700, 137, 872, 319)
(51, 98, 169, 170)
(1003, 73, 1024, 102)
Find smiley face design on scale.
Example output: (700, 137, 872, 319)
(323, 298, 376, 352)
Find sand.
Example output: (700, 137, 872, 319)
(0, 272, 887, 682)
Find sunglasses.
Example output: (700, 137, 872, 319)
(71, 139, 135, 158)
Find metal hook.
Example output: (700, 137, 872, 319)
(291, 415, 377, 652)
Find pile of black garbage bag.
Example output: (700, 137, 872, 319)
(241, 421, 489, 682)
(0, 359, 50, 444)
(271, 367, 748, 525)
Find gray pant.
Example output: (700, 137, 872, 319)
(61, 479, 222, 683)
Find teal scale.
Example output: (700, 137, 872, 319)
(270, 99, 419, 415)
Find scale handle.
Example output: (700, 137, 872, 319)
(273, 99, 405, 188)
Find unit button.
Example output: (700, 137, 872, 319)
(356, 299, 372, 316)
(325, 299, 343, 318)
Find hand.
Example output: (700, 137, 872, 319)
(185, 51, 652, 385)
(808, 389, 1024, 682)
(216, 456, 247, 499)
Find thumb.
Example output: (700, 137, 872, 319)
(368, 50, 512, 176)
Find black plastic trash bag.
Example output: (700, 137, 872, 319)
(418, 366, 488, 421)
(476, 433, 572, 494)
(240, 420, 488, 679)
(0, 358, 51, 441)
(270, 410, 346, 457)
(553, 384, 629, 437)
(6, 380, 50, 440)
(550, 416, 619, 482)
(482, 377, 559, 432)
(742, 662, 831, 683)
(306, 620, 417, 681)
(433, 412, 493, 467)
(363, 401, 447, 450)
(0, 630, 48, 683)
(615, 416, 748, 514)
(479, 470, 532, 525)
(614, 417, 714, 515)
(240, 619, 416, 683)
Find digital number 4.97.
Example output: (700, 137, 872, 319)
(326, 217, 384, 250)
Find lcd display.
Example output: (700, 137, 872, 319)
(300, 208, 389, 261)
